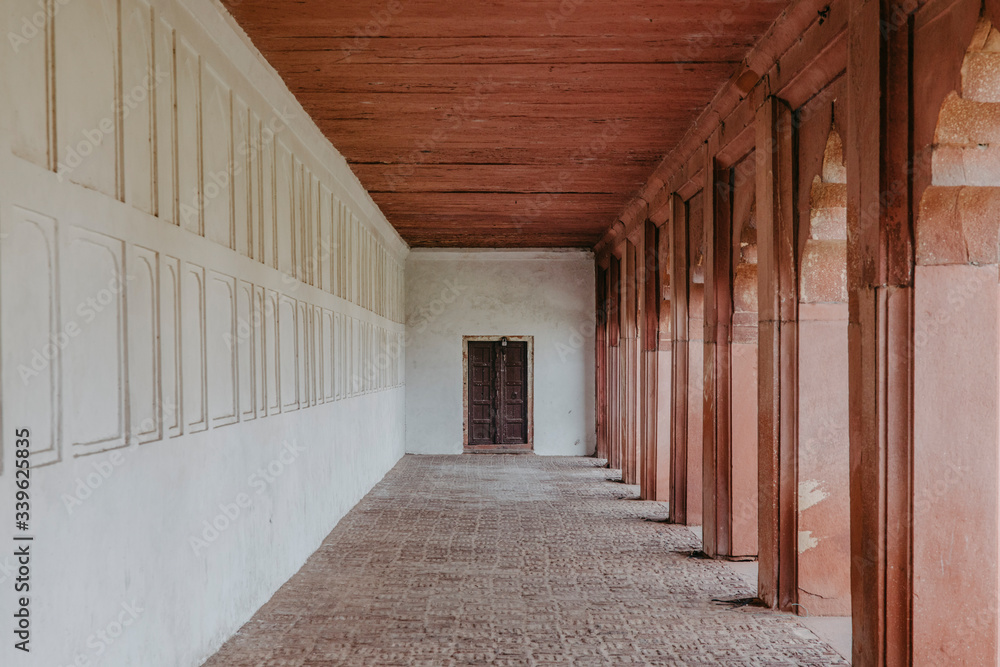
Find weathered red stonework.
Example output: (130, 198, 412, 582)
(797, 124, 851, 617)
(730, 154, 759, 561)
(588, 0, 1000, 663)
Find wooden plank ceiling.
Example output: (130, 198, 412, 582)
(221, 0, 792, 247)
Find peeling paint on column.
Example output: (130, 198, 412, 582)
(798, 530, 820, 554)
(798, 479, 830, 512)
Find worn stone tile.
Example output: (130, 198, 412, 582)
(203, 456, 849, 666)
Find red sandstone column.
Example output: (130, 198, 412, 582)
(641, 220, 661, 501)
(641, 332, 658, 499)
(595, 261, 609, 462)
(756, 95, 797, 609)
(655, 219, 673, 502)
(907, 7, 1000, 658)
(847, 1, 915, 662)
(623, 239, 639, 484)
(669, 192, 703, 525)
(688, 191, 707, 527)
(913, 189, 999, 663)
(632, 232, 645, 489)
(621, 240, 632, 480)
(703, 153, 733, 558)
(655, 343, 672, 500)
(687, 281, 705, 527)
(609, 252, 622, 471)
(669, 194, 692, 522)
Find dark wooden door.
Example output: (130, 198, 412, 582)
(500, 341, 527, 444)
(467, 340, 528, 447)
(468, 341, 496, 445)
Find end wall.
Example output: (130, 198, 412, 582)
(405, 249, 596, 456)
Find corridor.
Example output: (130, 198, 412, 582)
(204, 456, 848, 666)
(8, 0, 1000, 661)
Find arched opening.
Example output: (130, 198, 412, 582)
(703, 147, 760, 560)
(796, 126, 851, 615)
(669, 191, 705, 525)
(686, 192, 706, 526)
(911, 15, 1000, 658)
(730, 164, 759, 559)
(657, 223, 673, 500)
(623, 236, 640, 484)
(641, 218, 671, 501)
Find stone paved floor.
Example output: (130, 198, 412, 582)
(204, 455, 849, 666)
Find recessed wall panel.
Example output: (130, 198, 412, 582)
(202, 65, 232, 248)
(5, 0, 53, 169)
(275, 142, 292, 276)
(183, 263, 207, 432)
(154, 16, 177, 224)
(265, 289, 280, 415)
(161, 255, 182, 437)
(233, 96, 250, 257)
(128, 245, 161, 443)
(253, 286, 265, 417)
(207, 271, 237, 426)
(176, 38, 201, 235)
(123, 0, 155, 215)
(56, 0, 119, 198)
(298, 301, 310, 406)
(1, 208, 59, 466)
(323, 309, 334, 402)
(237, 280, 256, 421)
(278, 294, 298, 411)
(64, 228, 126, 454)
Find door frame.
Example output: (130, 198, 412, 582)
(462, 335, 534, 452)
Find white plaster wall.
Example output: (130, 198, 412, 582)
(0, 0, 407, 665)
(405, 249, 596, 456)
